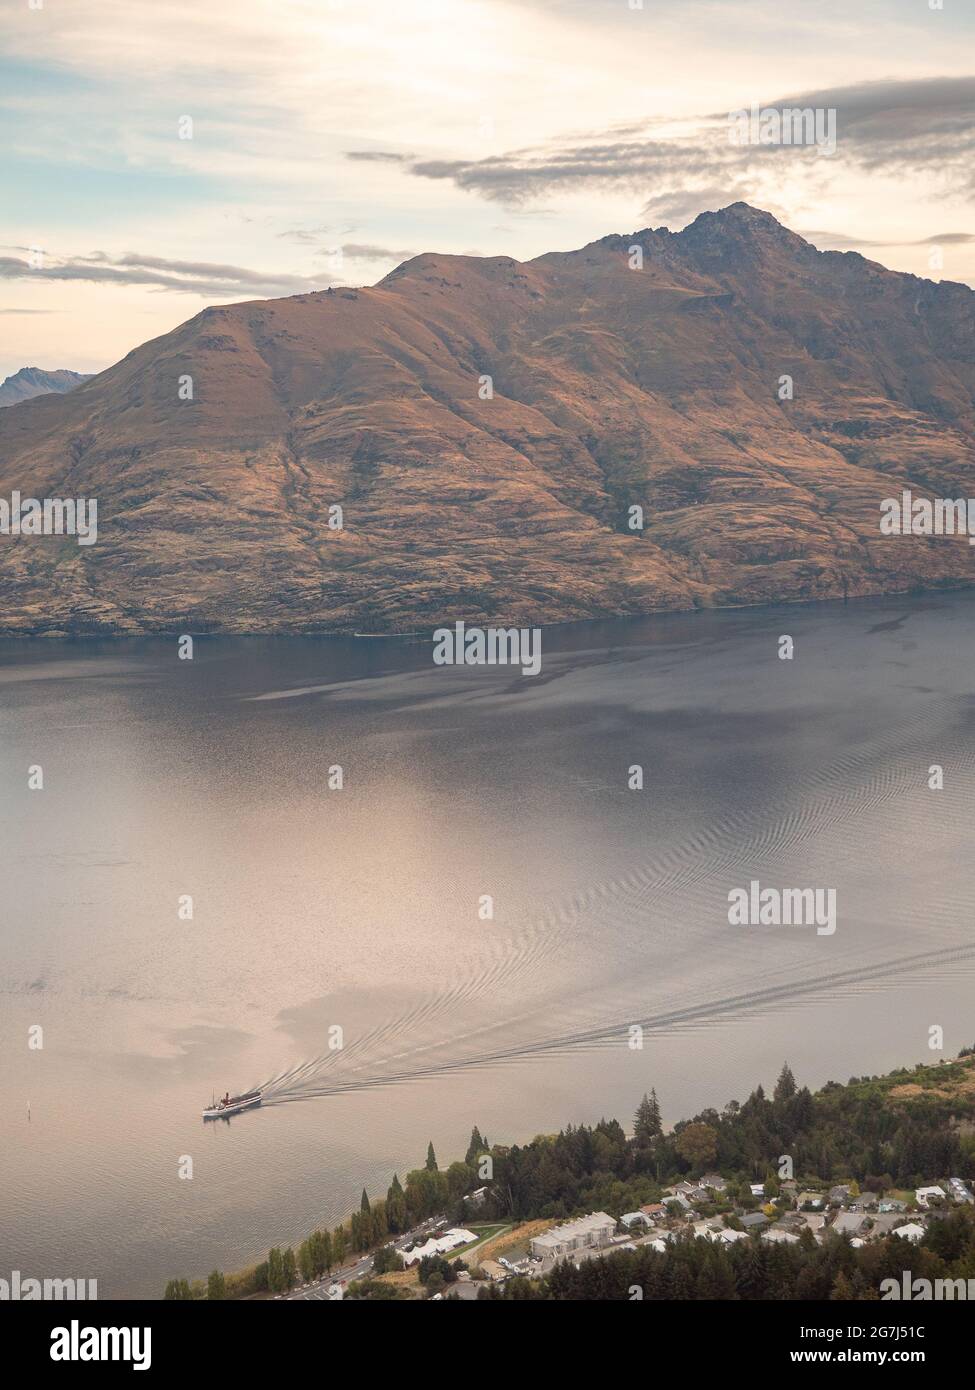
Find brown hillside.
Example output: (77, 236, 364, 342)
(1, 203, 974, 633)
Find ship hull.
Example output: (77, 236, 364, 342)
(202, 1091, 262, 1119)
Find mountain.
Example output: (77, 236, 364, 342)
(1, 203, 974, 635)
(0, 367, 92, 408)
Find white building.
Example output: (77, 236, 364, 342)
(915, 1186, 946, 1208)
(715, 1228, 749, 1245)
(620, 1211, 653, 1230)
(893, 1223, 926, 1243)
(762, 1228, 800, 1244)
(400, 1228, 477, 1266)
(530, 1212, 617, 1265)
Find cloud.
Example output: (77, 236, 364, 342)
(799, 229, 975, 250)
(277, 226, 332, 243)
(343, 151, 413, 163)
(0, 251, 338, 300)
(400, 76, 975, 216)
(340, 242, 415, 262)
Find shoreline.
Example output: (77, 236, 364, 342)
(2, 579, 972, 644)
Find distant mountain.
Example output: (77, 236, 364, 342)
(1, 203, 974, 635)
(0, 366, 92, 408)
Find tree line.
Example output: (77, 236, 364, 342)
(165, 1052, 975, 1298)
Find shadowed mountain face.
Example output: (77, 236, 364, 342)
(1, 203, 974, 635)
(0, 367, 91, 408)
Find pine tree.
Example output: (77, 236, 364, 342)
(426, 1141, 438, 1171)
(465, 1126, 487, 1165)
(634, 1089, 662, 1143)
(774, 1062, 797, 1103)
(360, 1186, 371, 1214)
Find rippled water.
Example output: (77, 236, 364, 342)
(2, 594, 974, 1297)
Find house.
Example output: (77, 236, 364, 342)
(620, 1211, 653, 1230)
(640, 1203, 667, 1221)
(948, 1178, 974, 1204)
(849, 1193, 880, 1213)
(662, 1193, 692, 1213)
(464, 1187, 488, 1209)
(749, 1183, 766, 1199)
(530, 1212, 617, 1266)
(716, 1228, 749, 1245)
(828, 1185, 852, 1206)
(778, 1210, 807, 1230)
(762, 1227, 800, 1245)
(479, 1259, 508, 1281)
(690, 1218, 724, 1240)
(878, 1198, 906, 1214)
(669, 1181, 708, 1202)
(915, 1186, 946, 1208)
(701, 1173, 727, 1193)
(869, 1214, 908, 1238)
(798, 1191, 825, 1210)
(831, 1212, 868, 1238)
(740, 1211, 769, 1230)
(892, 1222, 926, 1243)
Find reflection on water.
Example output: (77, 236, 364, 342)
(1, 593, 974, 1296)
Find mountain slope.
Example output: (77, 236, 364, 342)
(1, 204, 974, 635)
(0, 367, 92, 408)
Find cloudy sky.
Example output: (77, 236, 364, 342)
(2, 0, 973, 381)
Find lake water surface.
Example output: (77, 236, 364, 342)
(2, 593, 974, 1297)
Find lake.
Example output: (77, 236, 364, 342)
(2, 592, 974, 1297)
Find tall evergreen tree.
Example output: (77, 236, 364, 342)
(425, 1141, 438, 1171)
(633, 1089, 662, 1143)
(774, 1062, 797, 1103)
(386, 1173, 407, 1233)
(465, 1126, 488, 1165)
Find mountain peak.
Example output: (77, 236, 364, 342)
(1, 222, 973, 635)
(682, 202, 802, 238)
(675, 202, 816, 266)
(0, 366, 92, 408)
